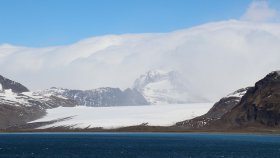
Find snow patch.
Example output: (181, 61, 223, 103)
(0, 89, 30, 106)
(227, 88, 249, 98)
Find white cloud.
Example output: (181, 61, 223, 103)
(241, 0, 278, 22)
(1, 20, 280, 102)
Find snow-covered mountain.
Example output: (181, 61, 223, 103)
(36, 87, 148, 107)
(133, 70, 208, 104)
(0, 75, 76, 129)
(0, 75, 73, 109)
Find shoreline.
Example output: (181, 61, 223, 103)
(2, 125, 280, 135)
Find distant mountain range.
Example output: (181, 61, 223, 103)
(36, 87, 148, 107)
(32, 69, 205, 106)
(2, 70, 280, 131)
(0, 69, 206, 130)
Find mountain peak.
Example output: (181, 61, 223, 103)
(133, 69, 208, 104)
(133, 70, 173, 91)
(253, 71, 280, 91)
(267, 71, 280, 79)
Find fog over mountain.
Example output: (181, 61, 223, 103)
(1, 1, 280, 101)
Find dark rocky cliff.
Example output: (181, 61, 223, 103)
(218, 71, 280, 128)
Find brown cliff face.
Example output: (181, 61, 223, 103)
(219, 71, 280, 128)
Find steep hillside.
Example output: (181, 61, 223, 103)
(176, 88, 249, 128)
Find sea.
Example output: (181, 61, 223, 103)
(0, 132, 280, 158)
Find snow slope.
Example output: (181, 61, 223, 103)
(31, 103, 213, 129)
(226, 87, 250, 99)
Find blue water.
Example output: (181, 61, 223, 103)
(0, 133, 280, 158)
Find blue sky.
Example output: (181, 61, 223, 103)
(0, 0, 279, 47)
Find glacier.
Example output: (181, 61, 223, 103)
(30, 103, 213, 129)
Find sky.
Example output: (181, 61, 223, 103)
(1, 0, 279, 47)
(1, 0, 280, 102)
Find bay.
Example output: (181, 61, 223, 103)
(0, 132, 280, 158)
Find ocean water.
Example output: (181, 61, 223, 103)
(0, 133, 280, 158)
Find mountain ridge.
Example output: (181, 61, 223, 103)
(36, 87, 149, 107)
(2, 70, 280, 132)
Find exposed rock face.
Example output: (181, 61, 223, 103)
(0, 104, 45, 129)
(218, 71, 280, 128)
(176, 88, 249, 128)
(37, 87, 149, 107)
(0, 75, 29, 93)
(133, 70, 208, 104)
